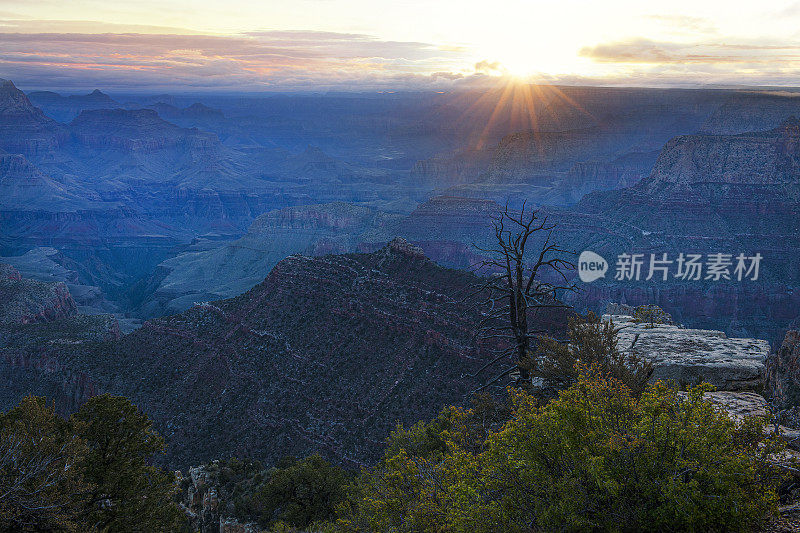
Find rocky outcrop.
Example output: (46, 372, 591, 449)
(643, 117, 800, 194)
(0, 266, 119, 415)
(0, 154, 89, 211)
(139, 202, 401, 316)
(767, 331, 800, 410)
(562, 118, 800, 344)
(606, 314, 769, 390)
(563, 152, 653, 195)
(0, 247, 124, 319)
(27, 89, 120, 123)
(69, 108, 219, 153)
(177, 465, 258, 533)
(0, 263, 78, 325)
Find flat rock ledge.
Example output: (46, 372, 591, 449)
(604, 314, 769, 391)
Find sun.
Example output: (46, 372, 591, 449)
(498, 57, 538, 81)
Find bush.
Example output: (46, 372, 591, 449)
(537, 312, 653, 395)
(250, 455, 351, 530)
(340, 366, 785, 532)
(632, 304, 672, 327)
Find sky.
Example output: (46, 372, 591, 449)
(2, 0, 800, 92)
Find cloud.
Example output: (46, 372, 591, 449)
(0, 28, 473, 91)
(474, 60, 505, 75)
(579, 38, 800, 64)
(5, 22, 800, 92)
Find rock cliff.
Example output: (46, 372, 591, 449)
(27, 89, 120, 123)
(0, 263, 78, 325)
(767, 331, 800, 410)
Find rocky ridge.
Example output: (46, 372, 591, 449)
(1, 241, 567, 468)
(767, 330, 800, 411)
(0, 79, 67, 155)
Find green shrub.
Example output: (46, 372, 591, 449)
(249, 455, 351, 530)
(632, 304, 672, 327)
(341, 366, 785, 532)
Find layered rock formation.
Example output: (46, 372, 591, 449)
(555, 119, 800, 342)
(482, 128, 624, 183)
(138, 202, 401, 316)
(0, 263, 77, 325)
(0, 153, 91, 211)
(69, 108, 196, 152)
(177, 464, 259, 533)
(27, 89, 120, 123)
(644, 117, 800, 194)
(0, 266, 120, 413)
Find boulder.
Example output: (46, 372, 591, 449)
(606, 314, 768, 390)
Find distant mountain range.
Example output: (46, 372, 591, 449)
(2, 78, 800, 344)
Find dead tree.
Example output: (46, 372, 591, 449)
(472, 202, 575, 390)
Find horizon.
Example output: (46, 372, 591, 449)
(9, 78, 800, 97)
(3, 0, 800, 91)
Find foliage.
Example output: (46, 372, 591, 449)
(250, 454, 351, 530)
(196, 455, 352, 531)
(196, 457, 268, 520)
(0, 394, 181, 533)
(339, 366, 785, 532)
(385, 393, 512, 461)
(69, 394, 183, 532)
(632, 304, 672, 327)
(0, 397, 89, 532)
(536, 312, 654, 395)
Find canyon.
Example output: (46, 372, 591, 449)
(3, 80, 800, 472)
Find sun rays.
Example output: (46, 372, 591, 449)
(440, 79, 595, 152)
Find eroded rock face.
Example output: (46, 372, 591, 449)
(696, 391, 770, 420)
(0, 79, 67, 155)
(0, 263, 78, 325)
(178, 465, 258, 533)
(606, 314, 768, 390)
(0, 267, 119, 415)
(139, 202, 401, 316)
(767, 330, 800, 410)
